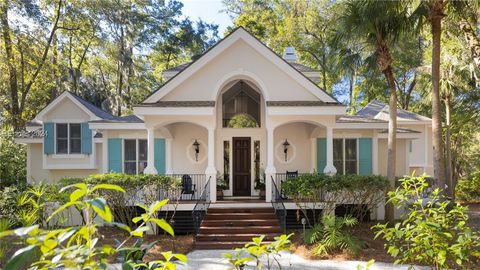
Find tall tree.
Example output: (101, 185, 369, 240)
(339, 0, 410, 222)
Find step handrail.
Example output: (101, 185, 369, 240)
(192, 176, 211, 235)
(271, 175, 286, 233)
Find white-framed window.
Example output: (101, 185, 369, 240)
(56, 123, 81, 154)
(333, 138, 358, 174)
(124, 139, 147, 174)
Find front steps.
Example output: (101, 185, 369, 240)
(195, 207, 282, 249)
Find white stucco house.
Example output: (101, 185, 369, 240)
(15, 28, 433, 222)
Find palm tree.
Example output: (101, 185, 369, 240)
(339, 0, 410, 222)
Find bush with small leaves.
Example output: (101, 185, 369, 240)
(373, 174, 480, 269)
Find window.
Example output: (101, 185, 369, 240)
(56, 123, 81, 154)
(124, 139, 147, 175)
(333, 138, 358, 174)
(254, 140, 261, 181)
(223, 141, 230, 188)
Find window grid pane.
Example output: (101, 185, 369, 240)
(333, 139, 343, 174)
(124, 140, 137, 174)
(70, 138, 81, 153)
(344, 139, 357, 174)
(56, 124, 68, 154)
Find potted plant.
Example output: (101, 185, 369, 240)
(255, 169, 266, 199)
(216, 172, 228, 200)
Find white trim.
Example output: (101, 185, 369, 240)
(267, 106, 345, 116)
(14, 138, 42, 144)
(143, 28, 337, 104)
(51, 154, 87, 159)
(372, 134, 378, 174)
(34, 91, 99, 121)
(133, 106, 214, 116)
(376, 133, 422, 139)
(88, 122, 146, 130)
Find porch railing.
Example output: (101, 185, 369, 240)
(271, 176, 286, 233)
(192, 177, 211, 235)
(274, 172, 312, 200)
(159, 174, 207, 201)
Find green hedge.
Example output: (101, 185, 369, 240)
(60, 173, 181, 189)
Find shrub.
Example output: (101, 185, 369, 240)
(373, 175, 480, 269)
(0, 127, 26, 187)
(455, 171, 480, 202)
(0, 185, 28, 227)
(305, 214, 363, 256)
(282, 173, 388, 224)
(227, 113, 259, 128)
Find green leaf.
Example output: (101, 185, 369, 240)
(47, 201, 83, 222)
(148, 199, 168, 214)
(151, 218, 174, 236)
(6, 245, 36, 270)
(91, 199, 113, 222)
(132, 216, 143, 224)
(91, 184, 126, 193)
(70, 189, 86, 202)
(130, 226, 150, 237)
(14, 225, 38, 237)
(107, 222, 131, 233)
(174, 253, 187, 263)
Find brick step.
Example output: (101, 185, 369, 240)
(204, 213, 276, 220)
(202, 219, 278, 227)
(195, 241, 274, 250)
(208, 208, 274, 214)
(196, 233, 278, 242)
(199, 226, 282, 234)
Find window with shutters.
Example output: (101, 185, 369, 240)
(56, 123, 81, 154)
(124, 139, 147, 174)
(333, 138, 358, 174)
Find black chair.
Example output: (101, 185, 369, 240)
(286, 170, 298, 179)
(181, 175, 196, 200)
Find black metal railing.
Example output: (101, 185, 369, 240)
(192, 177, 211, 235)
(271, 176, 286, 233)
(160, 174, 207, 201)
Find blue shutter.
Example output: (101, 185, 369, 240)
(43, 122, 54, 155)
(108, 138, 122, 173)
(316, 138, 326, 173)
(81, 122, 92, 154)
(154, 139, 166, 174)
(359, 138, 373, 175)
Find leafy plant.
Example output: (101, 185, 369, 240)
(0, 183, 186, 270)
(227, 114, 259, 128)
(373, 174, 480, 269)
(0, 218, 10, 262)
(217, 171, 228, 190)
(224, 234, 293, 270)
(455, 171, 480, 202)
(304, 214, 362, 256)
(0, 127, 26, 187)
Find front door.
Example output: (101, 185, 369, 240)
(233, 137, 251, 196)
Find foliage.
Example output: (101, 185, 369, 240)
(282, 173, 388, 224)
(216, 171, 228, 190)
(224, 234, 293, 270)
(0, 218, 9, 262)
(0, 126, 26, 187)
(0, 185, 28, 228)
(60, 173, 181, 227)
(227, 113, 259, 128)
(455, 171, 480, 202)
(373, 175, 480, 269)
(304, 215, 362, 256)
(0, 183, 185, 270)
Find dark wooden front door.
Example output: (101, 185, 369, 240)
(233, 137, 251, 196)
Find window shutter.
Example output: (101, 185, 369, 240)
(108, 138, 122, 172)
(316, 138, 326, 173)
(43, 122, 54, 155)
(81, 122, 92, 154)
(154, 139, 166, 174)
(358, 138, 373, 175)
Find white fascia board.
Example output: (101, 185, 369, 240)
(144, 28, 337, 104)
(14, 138, 42, 144)
(88, 122, 146, 130)
(377, 133, 422, 139)
(133, 106, 215, 116)
(397, 120, 432, 125)
(267, 106, 346, 116)
(334, 123, 389, 129)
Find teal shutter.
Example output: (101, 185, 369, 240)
(108, 138, 122, 173)
(316, 138, 326, 173)
(358, 138, 373, 175)
(43, 122, 54, 155)
(154, 139, 166, 174)
(81, 122, 92, 154)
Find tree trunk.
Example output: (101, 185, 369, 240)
(429, 1, 447, 194)
(384, 66, 397, 224)
(0, 0, 20, 131)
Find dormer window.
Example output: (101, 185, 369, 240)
(56, 123, 81, 154)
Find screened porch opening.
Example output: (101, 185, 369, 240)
(222, 80, 261, 128)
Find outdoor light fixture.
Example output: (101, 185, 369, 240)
(193, 140, 200, 161)
(283, 139, 290, 161)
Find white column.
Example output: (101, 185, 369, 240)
(265, 126, 276, 202)
(205, 127, 217, 202)
(165, 138, 173, 174)
(323, 126, 337, 174)
(144, 127, 158, 175)
(310, 138, 316, 173)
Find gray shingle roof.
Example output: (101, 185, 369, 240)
(357, 100, 431, 122)
(336, 115, 387, 123)
(266, 101, 341, 107)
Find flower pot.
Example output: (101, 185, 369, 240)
(217, 190, 224, 200)
(259, 190, 266, 200)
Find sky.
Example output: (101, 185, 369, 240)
(180, 0, 232, 34)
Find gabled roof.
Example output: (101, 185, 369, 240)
(357, 100, 431, 122)
(141, 27, 339, 105)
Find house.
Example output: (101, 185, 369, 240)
(15, 28, 433, 233)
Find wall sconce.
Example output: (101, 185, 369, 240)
(193, 140, 200, 162)
(283, 139, 290, 162)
